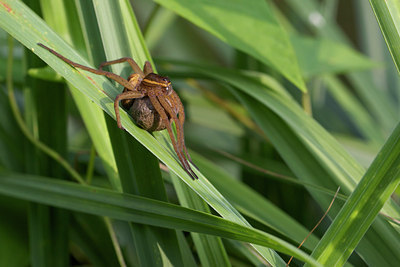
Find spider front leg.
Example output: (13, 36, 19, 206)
(148, 95, 198, 180)
(168, 92, 198, 170)
(155, 96, 198, 180)
(114, 90, 145, 129)
(157, 95, 188, 162)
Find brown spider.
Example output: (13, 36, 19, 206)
(38, 43, 198, 180)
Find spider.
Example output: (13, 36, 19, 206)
(38, 43, 198, 180)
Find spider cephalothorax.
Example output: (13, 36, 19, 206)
(121, 73, 173, 132)
(38, 43, 198, 180)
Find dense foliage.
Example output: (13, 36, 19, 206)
(1, 0, 400, 266)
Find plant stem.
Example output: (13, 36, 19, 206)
(103, 217, 127, 267)
(6, 35, 85, 185)
(86, 145, 96, 184)
(302, 91, 312, 115)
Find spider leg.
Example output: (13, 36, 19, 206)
(159, 95, 196, 170)
(156, 95, 198, 180)
(98, 58, 144, 77)
(168, 91, 199, 170)
(114, 91, 145, 129)
(121, 74, 143, 109)
(157, 96, 185, 157)
(143, 61, 154, 76)
(149, 95, 198, 180)
(37, 43, 137, 91)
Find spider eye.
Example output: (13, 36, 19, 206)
(166, 84, 173, 95)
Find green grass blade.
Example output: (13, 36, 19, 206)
(92, 1, 186, 265)
(347, 72, 396, 136)
(355, 0, 400, 110)
(171, 175, 230, 267)
(71, 91, 121, 189)
(0, 197, 29, 267)
(70, 214, 120, 267)
(19, 1, 70, 264)
(291, 35, 376, 79)
(369, 0, 400, 74)
(175, 232, 198, 266)
(143, 6, 176, 51)
(244, 89, 400, 266)
(191, 152, 320, 251)
(0, 171, 322, 267)
(163, 60, 364, 191)
(163, 60, 400, 265)
(0, 81, 25, 171)
(224, 240, 270, 266)
(73, 1, 121, 190)
(119, 0, 154, 67)
(154, 0, 307, 92)
(308, 122, 400, 266)
(285, 0, 397, 134)
(156, 127, 288, 265)
(323, 75, 384, 144)
(231, 88, 400, 266)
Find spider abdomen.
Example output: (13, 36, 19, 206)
(129, 97, 168, 132)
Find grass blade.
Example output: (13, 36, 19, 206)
(291, 34, 376, 79)
(163, 59, 400, 265)
(154, 0, 307, 92)
(369, 0, 400, 74)
(171, 175, 230, 266)
(73, 0, 121, 190)
(93, 1, 185, 265)
(285, 0, 397, 136)
(308, 122, 400, 266)
(323, 75, 384, 144)
(0, 171, 321, 267)
(17, 1, 70, 264)
(191, 152, 320, 251)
